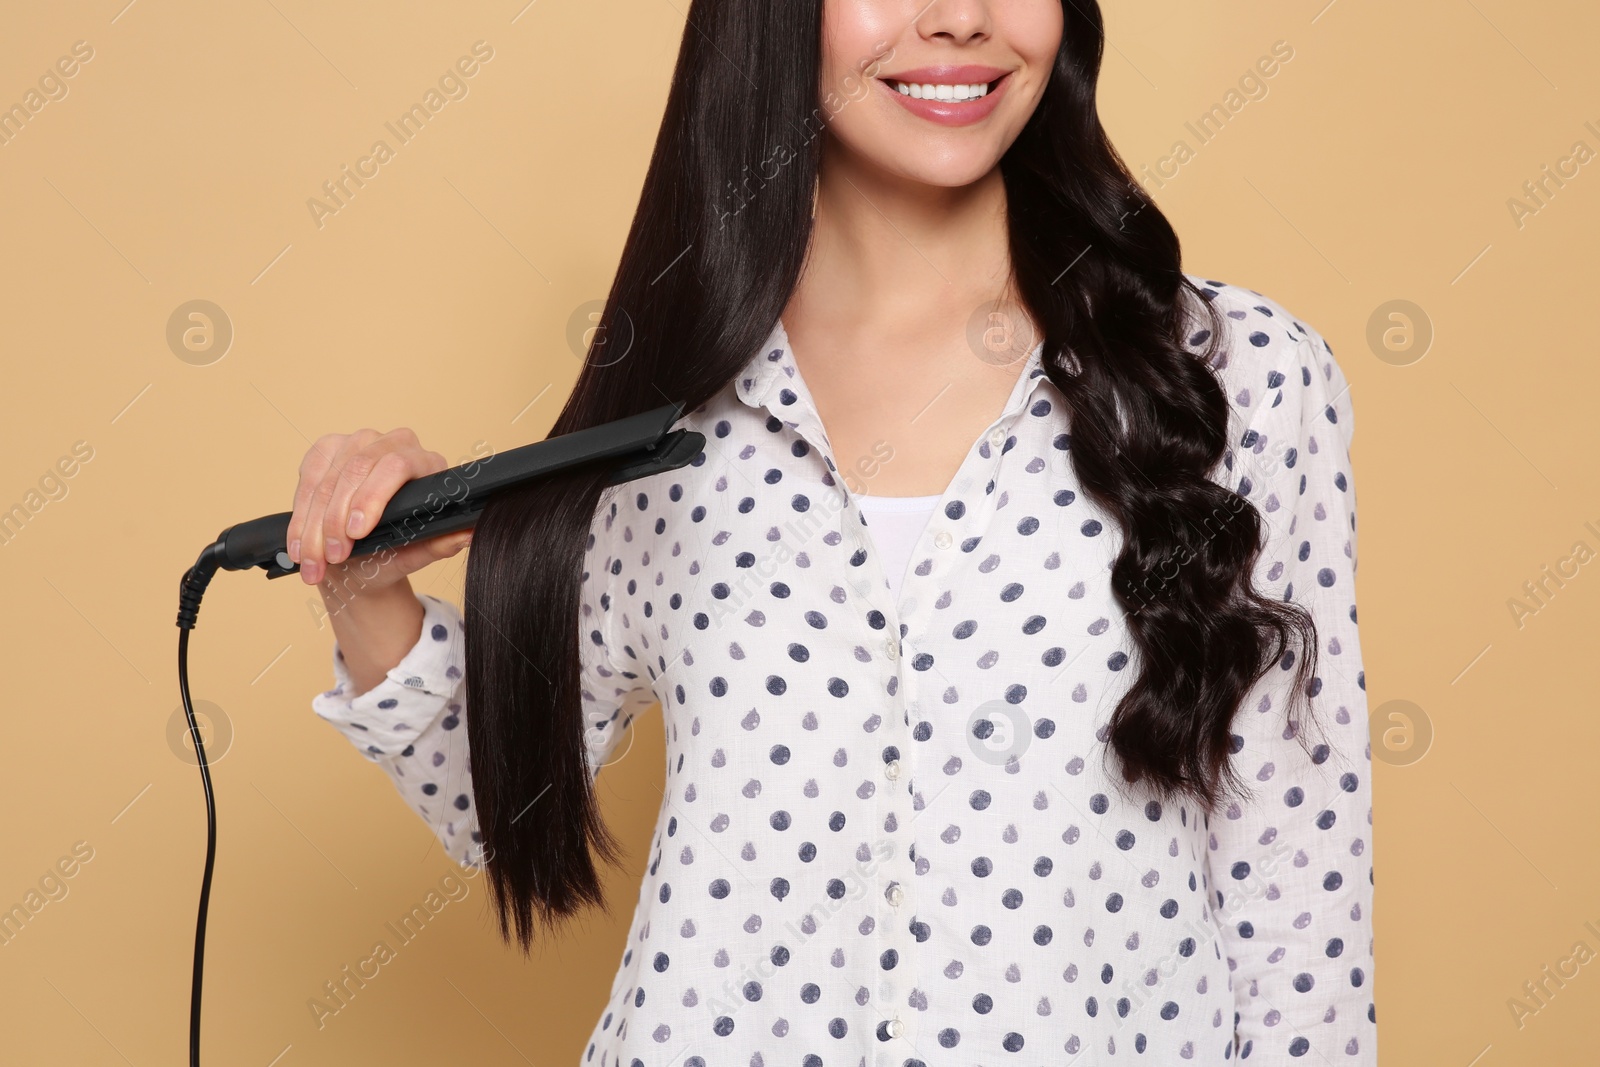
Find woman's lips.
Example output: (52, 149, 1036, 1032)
(877, 71, 1012, 127)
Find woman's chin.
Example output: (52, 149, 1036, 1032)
(843, 145, 1008, 193)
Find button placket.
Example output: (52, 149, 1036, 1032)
(740, 335, 1054, 1062)
(869, 524, 914, 1058)
(867, 476, 992, 1063)
(871, 410, 1042, 1059)
(781, 423, 915, 1063)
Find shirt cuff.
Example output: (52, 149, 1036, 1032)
(311, 592, 466, 759)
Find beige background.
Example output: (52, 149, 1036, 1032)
(1, 0, 1596, 1063)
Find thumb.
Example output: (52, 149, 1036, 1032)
(436, 529, 474, 556)
(378, 529, 473, 582)
(397, 528, 474, 572)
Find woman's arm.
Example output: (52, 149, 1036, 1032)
(1204, 327, 1377, 1064)
(320, 577, 427, 696)
(312, 590, 482, 866)
(309, 502, 662, 870)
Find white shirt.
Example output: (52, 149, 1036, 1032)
(855, 492, 943, 604)
(313, 275, 1374, 1065)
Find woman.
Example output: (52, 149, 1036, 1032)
(295, 0, 1376, 1063)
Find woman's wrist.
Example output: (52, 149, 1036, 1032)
(321, 576, 426, 698)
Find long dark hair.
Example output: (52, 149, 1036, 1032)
(463, 0, 1321, 952)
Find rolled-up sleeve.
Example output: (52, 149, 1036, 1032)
(312, 592, 482, 867)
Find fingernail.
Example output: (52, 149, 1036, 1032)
(288, 538, 300, 562)
(346, 509, 363, 537)
(302, 559, 320, 583)
(326, 538, 342, 562)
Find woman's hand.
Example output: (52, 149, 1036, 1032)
(287, 428, 475, 696)
(286, 427, 472, 588)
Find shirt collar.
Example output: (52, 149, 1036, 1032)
(735, 317, 1052, 458)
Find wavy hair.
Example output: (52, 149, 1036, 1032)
(463, 0, 1321, 951)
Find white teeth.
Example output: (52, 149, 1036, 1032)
(893, 80, 990, 101)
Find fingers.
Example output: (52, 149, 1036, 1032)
(293, 430, 455, 587)
(285, 435, 339, 567)
(322, 429, 430, 563)
(286, 431, 348, 579)
(342, 446, 452, 551)
(296, 429, 380, 584)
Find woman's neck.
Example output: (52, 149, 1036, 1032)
(776, 144, 1039, 498)
(788, 147, 1014, 331)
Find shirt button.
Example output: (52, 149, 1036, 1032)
(887, 884, 904, 907)
(884, 759, 901, 780)
(988, 427, 1005, 448)
(933, 531, 953, 550)
(885, 637, 898, 661)
(888, 1016, 905, 1039)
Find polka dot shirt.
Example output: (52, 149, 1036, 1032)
(313, 276, 1376, 1065)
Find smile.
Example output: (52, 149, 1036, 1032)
(886, 78, 998, 102)
(876, 70, 1013, 127)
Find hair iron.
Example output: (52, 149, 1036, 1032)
(172, 401, 704, 1066)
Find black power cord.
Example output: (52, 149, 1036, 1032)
(176, 541, 226, 1067)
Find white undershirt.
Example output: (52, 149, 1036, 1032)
(855, 492, 943, 602)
